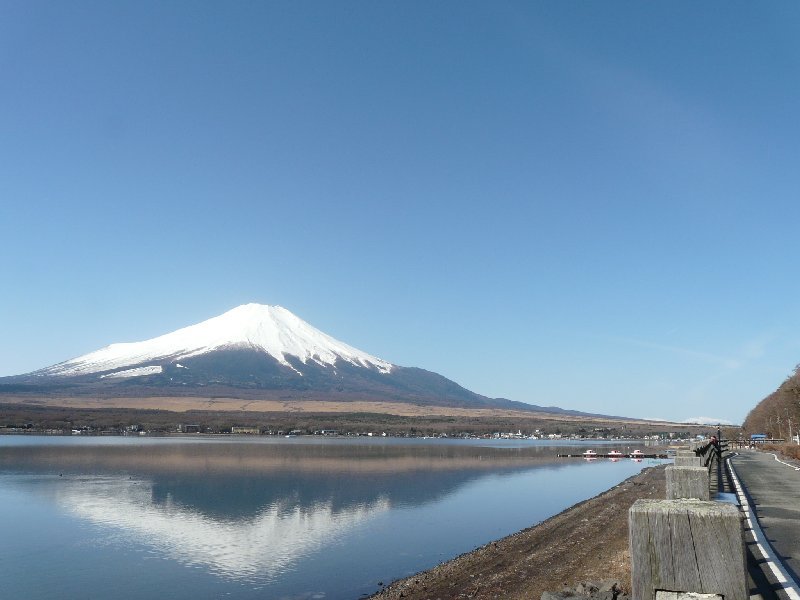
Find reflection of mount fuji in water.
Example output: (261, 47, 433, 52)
(1, 441, 571, 583)
(53, 477, 390, 583)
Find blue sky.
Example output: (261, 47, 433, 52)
(2, 2, 799, 424)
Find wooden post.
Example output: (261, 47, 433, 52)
(665, 466, 710, 500)
(629, 499, 746, 600)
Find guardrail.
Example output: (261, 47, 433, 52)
(629, 439, 746, 600)
(691, 438, 729, 496)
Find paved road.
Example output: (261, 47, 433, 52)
(731, 450, 800, 593)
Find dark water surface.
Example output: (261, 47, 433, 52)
(0, 436, 662, 599)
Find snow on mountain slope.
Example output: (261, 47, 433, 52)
(39, 304, 394, 377)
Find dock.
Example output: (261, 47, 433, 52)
(557, 453, 668, 458)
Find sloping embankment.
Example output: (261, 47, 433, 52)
(370, 464, 667, 600)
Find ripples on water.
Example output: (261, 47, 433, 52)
(0, 436, 664, 599)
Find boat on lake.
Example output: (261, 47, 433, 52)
(608, 450, 623, 458)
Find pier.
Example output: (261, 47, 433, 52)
(557, 452, 668, 459)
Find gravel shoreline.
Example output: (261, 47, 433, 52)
(369, 464, 667, 600)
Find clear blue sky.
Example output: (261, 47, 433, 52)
(2, 1, 799, 424)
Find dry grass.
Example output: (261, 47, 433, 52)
(3, 395, 564, 418)
(762, 443, 800, 461)
(1, 395, 675, 426)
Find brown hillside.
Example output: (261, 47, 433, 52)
(743, 364, 800, 438)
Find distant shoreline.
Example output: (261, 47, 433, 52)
(0, 399, 708, 440)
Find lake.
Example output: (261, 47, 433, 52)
(0, 436, 663, 599)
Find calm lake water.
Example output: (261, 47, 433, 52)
(0, 436, 663, 599)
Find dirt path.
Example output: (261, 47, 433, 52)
(370, 465, 667, 600)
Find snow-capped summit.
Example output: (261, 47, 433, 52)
(40, 303, 394, 378)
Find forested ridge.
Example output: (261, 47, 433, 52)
(743, 365, 800, 439)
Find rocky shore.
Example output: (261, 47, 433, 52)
(369, 464, 667, 600)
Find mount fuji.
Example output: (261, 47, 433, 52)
(36, 304, 394, 380)
(1, 304, 547, 412)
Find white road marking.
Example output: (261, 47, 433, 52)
(769, 452, 800, 471)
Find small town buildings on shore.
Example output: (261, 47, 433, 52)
(231, 426, 261, 435)
(177, 424, 201, 433)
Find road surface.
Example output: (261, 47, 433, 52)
(731, 450, 800, 599)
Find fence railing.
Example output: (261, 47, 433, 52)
(691, 438, 729, 496)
